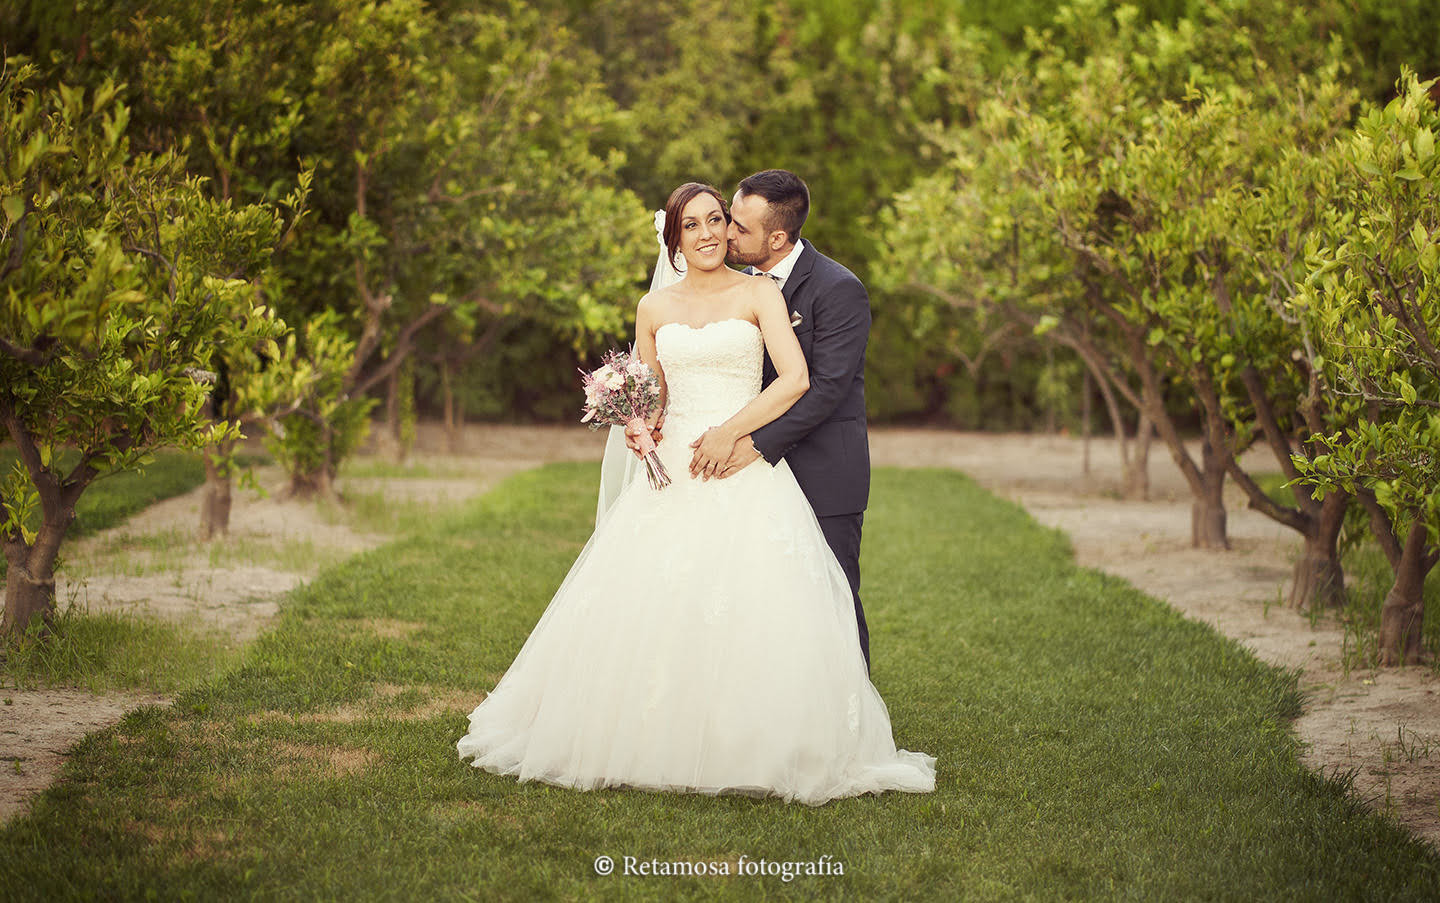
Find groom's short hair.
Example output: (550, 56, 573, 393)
(737, 170, 809, 244)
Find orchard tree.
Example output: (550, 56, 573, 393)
(36, 0, 650, 488)
(1034, 71, 1362, 584)
(0, 67, 300, 636)
(260, 309, 373, 499)
(300, 0, 651, 475)
(883, 1, 1367, 557)
(877, 93, 1160, 497)
(546, 0, 771, 208)
(1294, 71, 1440, 663)
(1219, 130, 1360, 608)
(876, 0, 1321, 504)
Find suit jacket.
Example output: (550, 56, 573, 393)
(750, 243, 871, 518)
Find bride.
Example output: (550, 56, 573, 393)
(455, 182, 936, 805)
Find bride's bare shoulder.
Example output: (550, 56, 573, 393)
(637, 288, 676, 326)
(742, 270, 785, 313)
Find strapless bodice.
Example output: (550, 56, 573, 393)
(655, 318, 763, 428)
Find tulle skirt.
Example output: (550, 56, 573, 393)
(456, 436, 936, 805)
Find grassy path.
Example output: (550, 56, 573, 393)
(1, 464, 1437, 900)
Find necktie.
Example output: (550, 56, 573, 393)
(746, 266, 783, 290)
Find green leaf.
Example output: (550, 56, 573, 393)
(1396, 168, 1423, 181)
(1415, 128, 1435, 162)
(1, 195, 23, 225)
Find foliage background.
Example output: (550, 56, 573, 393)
(1, 0, 1437, 428)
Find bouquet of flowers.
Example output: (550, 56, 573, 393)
(580, 348, 671, 490)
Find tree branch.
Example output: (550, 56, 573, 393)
(0, 402, 62, 521)
(1355, 486, 1403, 569)
(0, 335, 53, 367)
(348, 303, 449, 399)
(0, 205, 27, 281)
(1224, 456, 1310, 533)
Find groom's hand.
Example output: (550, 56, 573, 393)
(689, 428, 737, 480)
(715, 436, 762, 479)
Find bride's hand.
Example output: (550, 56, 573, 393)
(688, 427, 737, 480)
(625, 412, 665, 458)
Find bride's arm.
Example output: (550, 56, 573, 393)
(689, 283, 807, 474)
(635, 295, 666, 405)
(625, 295, 667, 455)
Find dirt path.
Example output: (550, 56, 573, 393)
(4, 423, 1436, 849)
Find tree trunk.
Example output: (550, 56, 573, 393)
(1083, 358, 1141, 496)
(1081, 368, 1092, 476)
(2, 517, 70, 639)
(1288, 493, 1348, 610)
(377, 369, 402, 462)
(441, 358, 458, 452)
(200, 439, 236, 540)
(451, 390, 465, 454)
(289, 426, 336, 500)
(1044, 349, 1057, 434)
(1122, 414, 1153, 501)
(1379, 520, 1435, 666)
(1191, 436, 1229, 549)
(288, 466, 333, 500)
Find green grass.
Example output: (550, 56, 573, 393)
(0, 447, 259, 690)
(0, 447, 273, 543)
(0, 598, 242, 694)
(0, 448, 208, 582)
(0, 447, 209, 539)
(340, 458, 476, 480)
(1251, 471, 1297, 510)
(1, 464, 1437, 900)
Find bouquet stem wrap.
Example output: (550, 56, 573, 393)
(625, 416, 671, 490)
(580, 348, 671, 493)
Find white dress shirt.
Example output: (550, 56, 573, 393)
(757, 239, 807, 291)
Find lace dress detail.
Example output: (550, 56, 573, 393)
(456, 316, 936, 805)
(655, 319, 762, 431)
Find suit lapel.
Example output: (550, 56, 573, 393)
(781, 243, 817, 305)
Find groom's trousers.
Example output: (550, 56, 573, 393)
(817, 512, 869, 673)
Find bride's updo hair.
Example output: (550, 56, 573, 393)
(662, 182, 729, 273)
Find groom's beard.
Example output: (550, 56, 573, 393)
(726, 242, 765, 268)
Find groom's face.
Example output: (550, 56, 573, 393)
(726, 191, 778, 269)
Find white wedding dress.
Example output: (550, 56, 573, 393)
(456, 317, 936, 805)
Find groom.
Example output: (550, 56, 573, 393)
(703, 169, 874, 673)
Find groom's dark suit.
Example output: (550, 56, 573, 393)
(749, 242, 873, 671)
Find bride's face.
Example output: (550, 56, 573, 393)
(677, 193, 729, 273)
